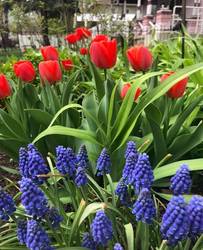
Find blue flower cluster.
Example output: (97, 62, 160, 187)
(17, 220, 27, 245)
(161, 196, 189, 246)
(91, 210, 113, 246)
(115, 179, 130, 206)
(132, 188, 156, 224)
(46, 208, 63, 229)
(0, 187, 16, 221)
(77, 145, 89, 167)
(19, 144, 50, 185)
(122, 152, 137, 185)
(82, 232, 96, 250)
(75, 166, 88, 187)
(125, 141, 138, 159)
(96, 148, 111, 176)
(20, 177, 49, 218)
(170, 164, 191, 195)
(26, 219, 54, 250)
(114, 243, 123, 250)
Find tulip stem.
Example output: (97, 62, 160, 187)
(104, 69, 107, 80)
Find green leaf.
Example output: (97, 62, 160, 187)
(155, 192, 192, 202)
(79, 202, 104, 225)
(25, 109, 53, 127)
(33, 125, 100, 145)
(124, 223, 134, 250)
(0, 166, 19, 175)
(57, 248, 89, 250)
(169, 122, 203, 160)
(154, 159, 203, 180)
(167, 95, 203, 144)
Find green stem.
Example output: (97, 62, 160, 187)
(63, 178, 78, 211)
(192, 235, 203, 250)
(159, 240, 167, 250)
(184, 238, 191, 250)
(106, 174, 116, 207)
(135, 221, 142, 250)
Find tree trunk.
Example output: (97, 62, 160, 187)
(41, 10, 50, 46)
(1, 3, 10, 49)
(66, 9, 74, 33)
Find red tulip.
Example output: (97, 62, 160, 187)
(41, 46, 59, 61)
(0, 74, 12, 99)
(75, 27, 91, 40)
(91, 34, 109, 43)
(120, 83, 141, 102)
(39, 60, 62, 85)
(126, 45, 153, 72)
(90, 39, 117, 69)
(61, 59, 73, 71)
(80, 47, 88, 55)
(160, 72, 188, 99)
(65, 33, 79, 44)
(13, 60, 36, 82)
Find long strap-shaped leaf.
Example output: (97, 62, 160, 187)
(114, 63, 203, 151)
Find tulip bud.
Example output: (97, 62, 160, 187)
(75, 27, 92, 40)
(13, 60, 36, 82)
(126, 45, 153, 72)
(121, 83, 141, 102)
(61, 59, 73, 71)
(160, 72, 188, 99)
(39, 60, 62, 85)
(65, 33, 79, 44)
(0, 74, 12, 99)
(40, 46, 59, 61)
(80, 48, 88, 55)
(90, 39, 117, 69)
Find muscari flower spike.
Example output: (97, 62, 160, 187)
(187, 195, 203, 237)
(91, 210, 113, 246)
(46, 208, 63, 229)
(56, 146, 77, 177)
(19, 144, 50, 185)
(115, 179, 130, 206)
(96, 148, 111, 176)
(17, 220, 27, 245)
(82, 232, 96, 250)
(160, 195, 189, 246)
(74, 166, 88, 187)
(20, 177, 48, 218)
(0, 187, 16, 221)
(114, 243, 124, 250)
(122, 152, 137, 185)
(77, 144, 89, 167)
(131, 153, 154, 194)
(26, 219, 54, 250)
(125, 141, 138, 159)
(170, 164, 192, 195)
(132, 188, 156, 224)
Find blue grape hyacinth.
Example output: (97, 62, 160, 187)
(122, 152, 137, 185)
(91, 210, 113, 246)
(46, 208, 63, 229)
(20, 177, 48, 218)
(132, 188, 156, 224)
(125, 141, 138, 159)
(26, 219, 54, 250)
(114, 243, 123, 250)
(56, 146, 77, 178)
(161, 196, 189, 246)
(115, 180, 130, 206)
(75, 166, 88, 187)
(96, 148, 111, 176)
(17, 220, 27, 245)
(19, 144, 50, 185)
(187, 195, 203, 237)
(82, 232, 96, 250)
(170, 164, 192, 195)
(131, 153, 154, 194)
(77, 145, 89, 167)
(0, 187, 16, 221)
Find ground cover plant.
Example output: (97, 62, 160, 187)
(0, 27, 203, 249)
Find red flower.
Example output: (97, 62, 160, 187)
(13, 60, 36, 82)
(39, 60, 62, 85)
(91, 34, 109, 43)
(160, 72, 188, 99)
(90, 39, 117, 69)
(61, 59, 73, 71)
(0, 74, 12, 99)
(75, 27, 92, 40)
(80, 47, 88, 55)
(126, 45, 153, 71)
(65, 33, 79, 44)
(40, 46, 59, 61)
(120, 83, 141, 101)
